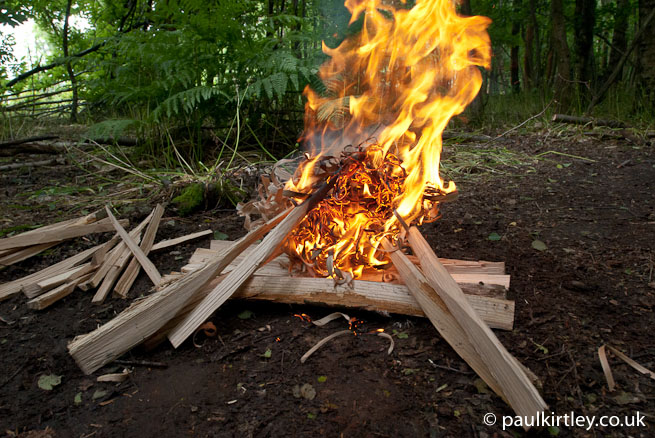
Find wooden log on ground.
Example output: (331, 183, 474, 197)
(114, 204, 165, 297)
(68, 209, 293, 374)
(0, 136, 59, 148)
(167, 182, 334, 348)
(213, 275, 513, 330)
(195, 243, 509, 297)
(403, 226, 547, 427)
(85, 137, 139, 147)
(551, 114, 626, 129)
(0, 142, 66, 157)
(0, 158, 67, 171)
(442, 132, 492, 142)
(105, 205, 162, 286)
(144, 273, 513, 350)
(150, 229, 213, 252)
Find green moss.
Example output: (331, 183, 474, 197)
(172, 183, 204, 216)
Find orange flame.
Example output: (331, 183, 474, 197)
(285, 0, 491, 278)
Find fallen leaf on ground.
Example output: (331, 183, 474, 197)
(300, 383, 316, 400)
(488, 232, 501, 241)
(238, 310, 253, 319)
(92, 389, 108, 400)
(532, 239, 547, 251)
(37, 374, 61, 391)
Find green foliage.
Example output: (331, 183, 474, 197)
(153, 86, 228, 122)
(1, 0, 653, 156)
(86, 118, 143, 140)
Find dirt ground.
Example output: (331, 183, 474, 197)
(0, 129, 654, 438)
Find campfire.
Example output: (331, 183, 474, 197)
(0, 0, 549, 429)
(280, 0, 492, 281)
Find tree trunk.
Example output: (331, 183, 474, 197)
(574, 0, 596, 104)
(586, 7, 655, 112)
(510, 0, 522, 93)
(635, 0, 655, 110)
(523, 2, 535, 89)
(63, 0, 78, 123)
(529, 0, 542, 88)
(551, 0, 573, 111)
(459, 0, 485, 121)
(602, 0, 629, 85)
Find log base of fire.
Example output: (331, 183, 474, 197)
(168, 240, 515, 331)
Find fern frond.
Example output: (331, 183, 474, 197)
(152, 86, 226, 121)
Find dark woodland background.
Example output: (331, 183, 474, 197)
(1, 0, 654, 181)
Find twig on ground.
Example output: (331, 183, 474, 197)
(482, 100, 554, 146)
(0, 361, 27, 389)
(114, 359, 168, 368)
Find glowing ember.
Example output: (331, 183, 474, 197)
(284, 0, 491, 278)
(293, 313, 312, 322)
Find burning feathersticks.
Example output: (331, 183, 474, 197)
(283, 145, 456, 280)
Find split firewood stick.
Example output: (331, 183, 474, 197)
(91, 233, 143, 304)
(0, 216, 125, 251)
(27, 272, 94, 310)
(0, 242, 59, 266)
(149, 229, 213, 252)
(0, 210, 103, 251)
(179, 244, 514, 328)
(14, 244, 105, 301)
(105, 206, 162, 285)
(91, 233, 122, 267)
(85, 240, 129, 289)
(153, 272, 515, 334)
(381, 237, 506, 400)
(68, 208, 293, 374)
(403, 225, 547, 426)
(114, 204, 165, 297)
(83, 210, 155, 289)
(167, 182, 334, 348)
(33, 263, 95, 295)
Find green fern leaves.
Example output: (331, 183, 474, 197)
(153, 86, 228, 121)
